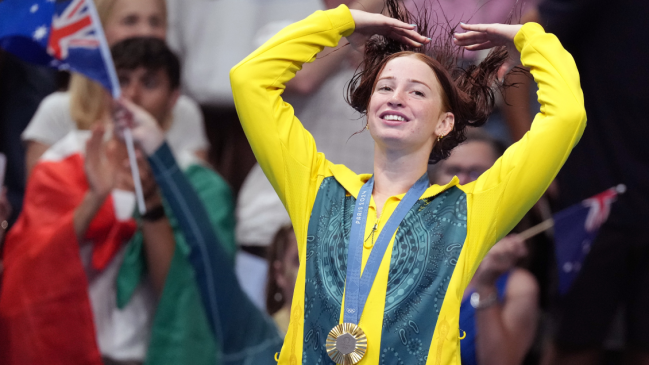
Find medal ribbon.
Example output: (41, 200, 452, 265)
(343, 173, 429, 324)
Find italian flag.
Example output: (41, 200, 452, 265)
(0, 131, 232, 365)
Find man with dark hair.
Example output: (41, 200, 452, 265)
(0, 37, 234, 365)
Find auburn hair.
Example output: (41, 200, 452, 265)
(346, 0, 510, 163)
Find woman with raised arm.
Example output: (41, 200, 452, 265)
(230, 0, 585, 363)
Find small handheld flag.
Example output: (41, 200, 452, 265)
(0, 0, 146, 214)
(553, 185, 625, 294)
(517, 185, 625, 295)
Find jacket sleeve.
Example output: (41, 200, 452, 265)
(229, 5, 355, 245)
(468, 23, 586, 243)
(148, 143, 282, 363)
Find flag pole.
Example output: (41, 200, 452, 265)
(86, 1, 147, 215)
(123, 129, 147, 215)
(516, 184, 626, 241)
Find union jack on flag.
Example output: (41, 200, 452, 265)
(0, 0, 120, 97)
(553, 185, 625, 294)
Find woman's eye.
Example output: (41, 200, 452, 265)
(121, 15, 138, 26)
(413, 90, 425, 97)
(378, 86, 392, 91)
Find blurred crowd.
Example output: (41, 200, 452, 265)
(0, 0, 647, 364)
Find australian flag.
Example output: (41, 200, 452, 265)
(0, 0, 120, 97)
(554, 185, 624, 294)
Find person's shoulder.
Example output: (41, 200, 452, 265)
(173, 95, 202, 121)
(39, 91, 71, 110)
(506, 268, 539, 299)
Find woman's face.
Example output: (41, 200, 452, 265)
(367, 55, 454, 154)
(104, 0, 166, 46)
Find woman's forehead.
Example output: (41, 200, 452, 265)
(379, 55, 439, 86)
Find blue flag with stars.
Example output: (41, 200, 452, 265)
(0, 0, 120, 98)
(554, 186, 623, 294)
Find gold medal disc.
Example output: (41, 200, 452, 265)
(326, 323, 367, 365)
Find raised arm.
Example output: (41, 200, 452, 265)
(230, 6, 355, 223)
(125, 101, 283, 363)
(230, 6, 426, 233)
(456, 22, 586, 239)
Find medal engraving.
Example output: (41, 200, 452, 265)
(336, 333, 357, 355)
(326, 323, 367, 364)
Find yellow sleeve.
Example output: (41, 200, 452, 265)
(229, 6, 355, 248)
(468, 23, 586, 241)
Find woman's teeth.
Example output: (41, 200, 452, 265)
(383, 115, 406, 121)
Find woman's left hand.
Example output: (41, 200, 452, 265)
(347, 9, 430, 51)
(454, 23, 524, 77)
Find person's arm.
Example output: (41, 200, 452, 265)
(148, 143, 283, 359)
(126, 98, 282, 358)
(475, 269, 539, 365)
(137, 159, 175, 297)
(468, 235, 539, 365)
(25, 141, 51, 177)
(230, 6, 426, 246)
(285, 0, 384, 95)
(456, 22, 586, 240)
(230, 6, 356, 231)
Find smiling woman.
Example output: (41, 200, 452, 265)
(230, 0, 586, 363)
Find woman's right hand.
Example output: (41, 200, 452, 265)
(346, 9, 429, 51)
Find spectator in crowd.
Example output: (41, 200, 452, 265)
(23, 0, 208, 177)
(0, 37, 235, 365)
(430, 132, 539, 365)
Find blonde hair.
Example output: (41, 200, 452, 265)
(69, 0, 168, 129)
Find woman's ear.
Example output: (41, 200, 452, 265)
(436, 112, 455, 137)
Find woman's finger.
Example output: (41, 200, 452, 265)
(463, 41, 496, 51)
(459, 23, 492, 33)
(383, 16, 417, 31)
(390, 32, 423, 48)
(453, 31, 489, 45)
(391, 26, 430, 45)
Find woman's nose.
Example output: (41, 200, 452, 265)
(388, 91, 405, 107)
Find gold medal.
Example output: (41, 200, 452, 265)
(326, 323, 367, 365)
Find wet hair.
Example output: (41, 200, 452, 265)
(111, 37, 180, 90)
(346, 0, 510, 164)
(265, 225, 295, 316)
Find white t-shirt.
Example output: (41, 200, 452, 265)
(22, 92, 209, 156)
(165, 0, 322, 105)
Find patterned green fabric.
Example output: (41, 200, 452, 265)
(302, 177, 467, 364)
(115, 163, 236, 365)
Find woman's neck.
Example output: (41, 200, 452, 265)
(372, 145, 430, 216)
